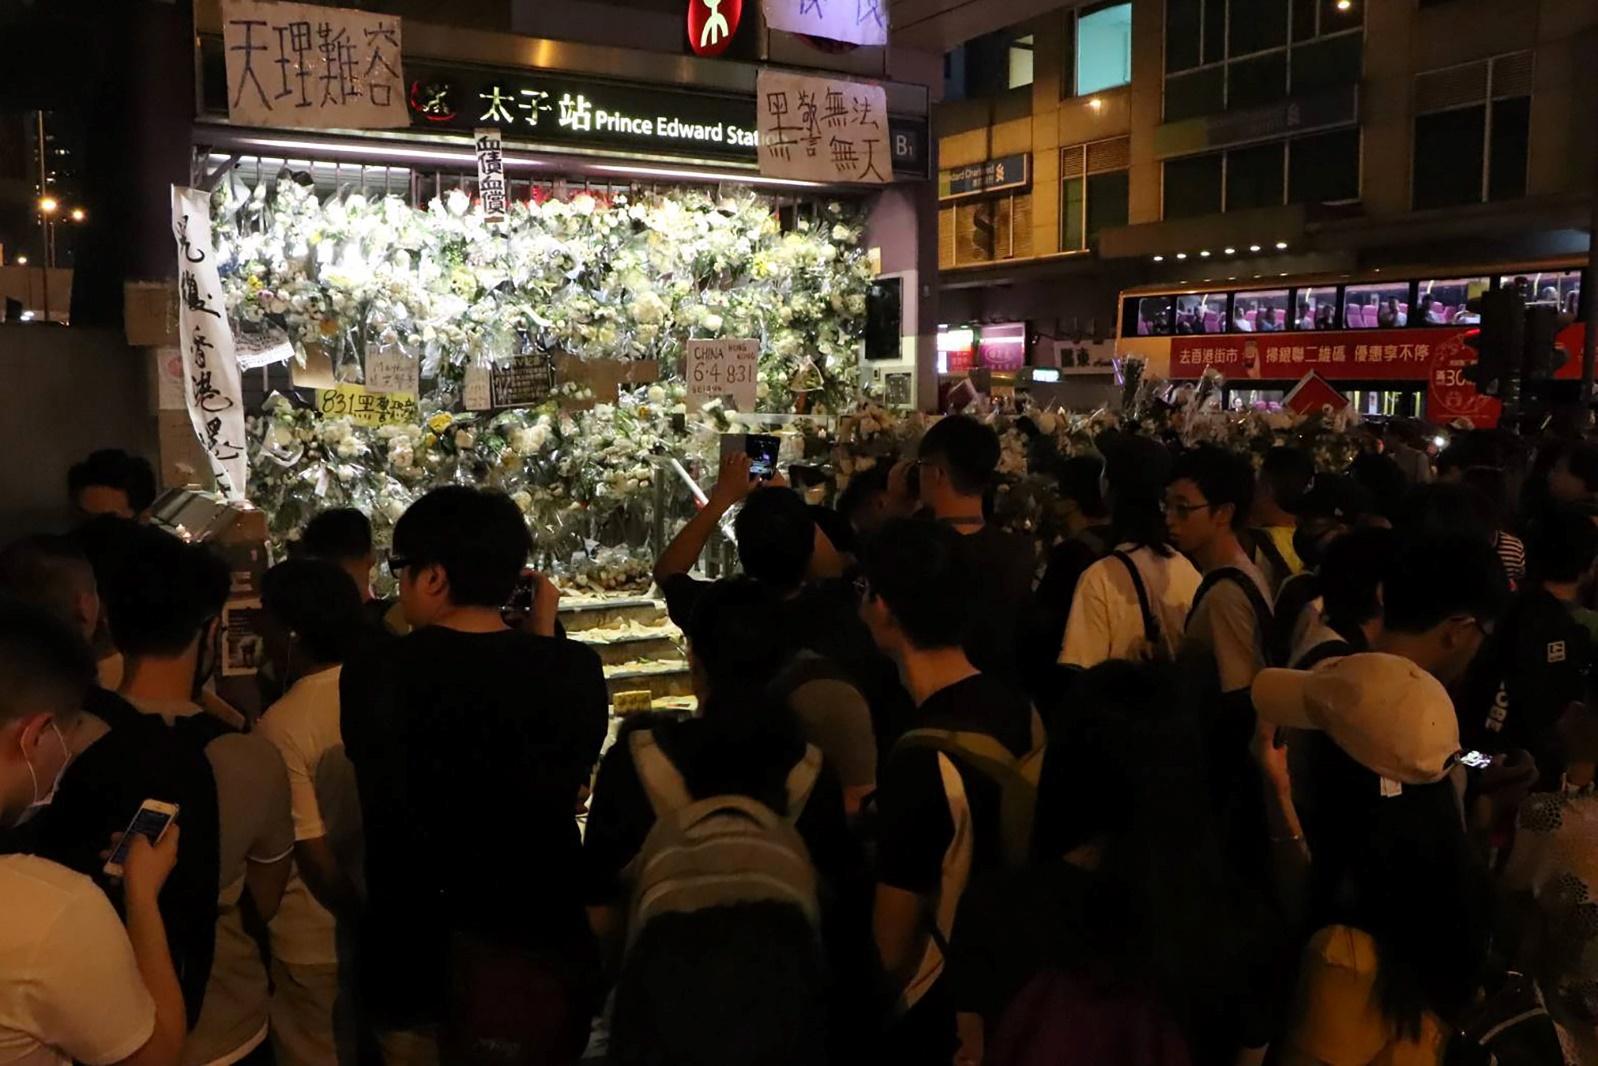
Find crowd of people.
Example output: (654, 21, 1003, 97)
(3, 425, 1598, 1065)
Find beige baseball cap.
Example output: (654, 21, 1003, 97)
(1251, 653, 1461, 785)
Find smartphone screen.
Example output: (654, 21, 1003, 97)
(108, 805, 177, 868)
(746, 434, 780, 479)
(1458, 750, 1493, 771)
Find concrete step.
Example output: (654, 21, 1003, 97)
(604, 661, 694, 701)
(558, 595, 666, 632)
(576, 634, 683, 667)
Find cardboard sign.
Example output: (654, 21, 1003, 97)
(475, 127, 507, 221)
(1282, 371, 1349, 415)
(762, 0, 887, 46)
(316, 383, 420, 426)
(365, 345, 420, 394)
(686, 338, 759, 411)
(756, 70, 891, 184)
(490, 353, 555, 408)
(222, 0, 408, 130)
(463, 363, 492, 411)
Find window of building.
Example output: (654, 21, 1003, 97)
(1228, 52, 1289, 110)
(1233, 289, 1290, 332)
(1344, 282, 1413, 329)
(1417, 277, 1489, 325)
(1062, 137, 1132, 250)
(1413, 52, 1532, 210)
(1009, 34, 1036, 89)
(1164, 67, 1226, 121)
(1501, 270, 1581, 316)
(1291, 32, 1362, 96)
(1166, 0, 1202, 73)
(1176, 293, 1230, 334)
(1163, 153, 1224, 218)
(1288, 127, 1360, 203)
(1226, 142, 1285, 210)
(1075, 2, 1133, 95)
(1296, 286, 1338, 329)
(1228, 0, 1288, 57)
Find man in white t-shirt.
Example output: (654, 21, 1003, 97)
(0, 602, 187, 1066)
(105, 531, 293, 1066)
(255, 560, 371, 1066)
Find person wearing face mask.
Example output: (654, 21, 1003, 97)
(255, 559, 375, 1066)
(0, 600, 188, 1066)
(105, 527, 293, 1066)
(0, 529, 224, 1037)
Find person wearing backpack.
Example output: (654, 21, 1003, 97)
(1058, 434, 1199, 669)
(1246, 446, 1315, 598)
(583, 578, 864, 1066)
(856, 520, 1044, 1064)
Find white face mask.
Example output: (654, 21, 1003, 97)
(16, 722, 69, 826)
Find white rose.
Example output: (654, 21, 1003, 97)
(571, 193, 598, 216)
(446, 189, 470, 217)
(336, 437, 360, 459)
(647, 385, 667, 405)
(702, 313, 723, 333)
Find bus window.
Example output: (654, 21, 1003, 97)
(1231, 289, 1289, 333)
(1295, 286, 1338, 330)
(1417, 277, 1489, 326)
(1344, 282, 1413, 329)
(1130, 296, 1174, 336)
(1175, 293, 1228, 334)
(1501, 270, 1581, 318)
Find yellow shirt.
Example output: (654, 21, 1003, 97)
(1281, 926, 1449, 1066)
(1263, 525, 1305, 577)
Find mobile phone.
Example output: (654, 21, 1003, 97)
(104, 799, 179, 878)
(720, 433, 781, 480)
(503, 570, 535, 620)
(1458, 750, 1493, 770)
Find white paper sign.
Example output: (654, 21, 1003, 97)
(475, 128, 508, 221)
(172, 186, 248, 500)
(762, 0, 887, 47)
(154, 347, 186, 411)
(222, 0, 407, 130)
(365, 345, 419, 394)
(686, 338, 759, 412)
(235, 328, 294, 369)
(756, 70, 891, 184)
(463, 363, 492, 411)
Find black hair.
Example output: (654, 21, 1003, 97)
(835, 465, 888, 528)
(1436, 430, 1505, 478)
(101, 526, 230, 658)
(1337, 781, 1491, 1037)
(0, 599, 96, 726)
(1398, 482, 1494, 546)
(1528, 506, 1598, 585)
(391, 487, 531, 608)
(1559, 441, 1598, 494)
(260, 558, 371, 665)
(1350, 452, 1410, 522)
(1099, 432, 1175, 556)
(860, 518, 971, 650)
(733, 489, 815, 591)
(1054, 455, 1108, 519)
(918, 415, 1001, 497)
(67, 448, 157, 514)
(1170, 444, 1255, 533)
(1457, 466, 1511, 533)
(0, 535, 95, 629)
(1259, 446, 1315, 514)
(299, 508, 375, 563)
(807, 504, 855, 558)
(1381, 533, 1508, 634)
(1319, 526, 1395, 638)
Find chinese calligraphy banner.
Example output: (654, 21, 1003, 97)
(171, 186, 248, 500)
(756, 70, 891, 184)
(762, 0, 888, 47)
(316, 383, 420, 427)
(686, 338, 759, 411)
(223, 0, 406, 130)
(475, 127, 507, 221)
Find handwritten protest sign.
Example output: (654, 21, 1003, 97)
(756, 70, 890, 184)
(686, 338, 759, 411)
(223, 0, 407, 130)
(317, 383, 420, 426)
(491, 353, 557, 408)
(365, 345, 419, 394)
(762, 0, 887, 47)
(463, 363, 492, 411)
(475, 128, 507, 221)
(172, 186, 248, 499)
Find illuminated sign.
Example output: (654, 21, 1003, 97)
(939, 154, 1030, 201)
(688, 0, 744, 57)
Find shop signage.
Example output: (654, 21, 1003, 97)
(475, 127, 507, 221)
(938, 154, 1029, 202)
(1282, 371, 1349, 415)
(688, 0, 744, 57)
(686, 337, 759, 411)
(172, 186, 248, 500)
(762, 0, 888, 47)
(1155, 85, 1358, 157)
(490, 353, 556, 408)
(221, 0, 408, 130)
(755, 70, 891, 183)
(316, 383, 421, 426)
(976, 322, 1027, 371)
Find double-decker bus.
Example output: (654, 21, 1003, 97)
(1115, 259, 1588, 426)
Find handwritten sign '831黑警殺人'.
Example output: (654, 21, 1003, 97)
(317, 383, 419, 427)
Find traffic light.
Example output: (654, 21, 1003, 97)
(1461, 289, 1525, 397)
(1522, 304, 1568, 383)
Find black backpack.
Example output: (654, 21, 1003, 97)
(1189, 566, 1284, 668)
(1445, 971, 1571, 1065)
(1109, 550, 1167, 662)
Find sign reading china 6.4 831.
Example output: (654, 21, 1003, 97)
(688, 0, 743, 56)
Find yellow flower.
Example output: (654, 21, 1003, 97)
(422, 433, 437, 449)
(427, 413, 453, 433)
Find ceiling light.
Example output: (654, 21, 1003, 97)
(1249, 244, 1261, 252)
(14, 255, 26, 265)
(1175, 252, 1187, 260)
(1275, 241, 1288, 250)
(1088, 97, 1104, 112)
(1336, 0, 1352, 10)
(1224, 247, 1236, 255)
(1200, 250, 1211, 257)
(1152, 255, 1165, 262)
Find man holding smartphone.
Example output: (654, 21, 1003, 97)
(0, 602, 187, 1066)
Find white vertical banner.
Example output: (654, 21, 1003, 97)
(762, 0, 888, 47)
(172, 186, 248, 500)
(475, 128, 507, 221)
(756, 70, 891, 184)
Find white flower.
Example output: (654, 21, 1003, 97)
(571, 193, 598, 216)
(702, 313, 723, 333)
(647, 385, 667, 405)
(446, 189, 470, 217)
(831, 224, 851, 242)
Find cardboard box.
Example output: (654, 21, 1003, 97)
(156, 410, 212, 492)
(125, 281, 180, 347)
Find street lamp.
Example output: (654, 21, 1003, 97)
(38, 196, 58, 216)
(69, 207, 84, 222)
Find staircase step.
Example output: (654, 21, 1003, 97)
(604, 662, 694, 701)
(559, 595, 666, 632)
(578, 635, 683, 667)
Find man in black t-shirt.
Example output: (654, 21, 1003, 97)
(340, 487, 608, 1065)
(858, 519, 1036, 1063)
